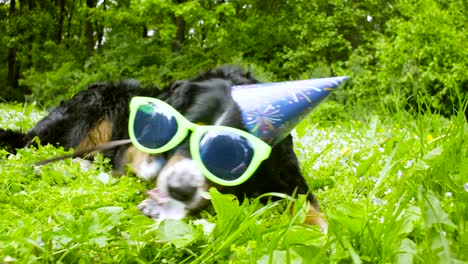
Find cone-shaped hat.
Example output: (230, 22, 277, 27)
(231, 76, 348, 146)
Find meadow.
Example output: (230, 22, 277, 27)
(0, 102, 466, 263)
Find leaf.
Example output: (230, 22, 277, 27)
(398, 206, 421, 236)
(283, 226, 323, 246)
(423, 146, 443, 161)
(157, 219, 196, 248)
(414, 146, 444, 172)
(328, 203, 366, 235)
(209, 187, 243, 237)
(421, 191, 455, 228)
(258, 250, 303, 264)
(292, 245, 328, 264)
(395, 238, 417, 264)
(356, 153, 377, 177)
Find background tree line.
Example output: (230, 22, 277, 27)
(1, 0, 467, 116)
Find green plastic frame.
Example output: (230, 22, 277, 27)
(128, 96, 272, 186)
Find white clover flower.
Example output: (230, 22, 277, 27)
(384, 188, 392, 195)
(33, 166, 43, 174)
(397, 170, 403, 179)
(372, 197, 387, 206)
(405, 159, 414, 168)
(445, 192, 452, 198)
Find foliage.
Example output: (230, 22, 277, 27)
(358, 0, 468, 116)
(1, 0, 467, 116)
(0, 102, 467, 263)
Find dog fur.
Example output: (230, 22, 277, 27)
(0, 79, 168, 178)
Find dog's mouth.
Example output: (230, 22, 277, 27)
(138, 156, 213, 221)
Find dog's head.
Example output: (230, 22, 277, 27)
(138, 67, 260, 219)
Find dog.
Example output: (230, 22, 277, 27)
(0, 66, 327, 231)
(0, 79, 169, 180)
(137, 66, 327, 231)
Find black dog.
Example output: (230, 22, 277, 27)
(0, 66, 327, 231)
(138, 66, 327, 231)
(0, 80, 169, 180)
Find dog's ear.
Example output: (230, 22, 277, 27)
(166, 80, 197, 112)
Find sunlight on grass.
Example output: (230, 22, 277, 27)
(0, 102, 467, 263)
(0, 103, 46, 131)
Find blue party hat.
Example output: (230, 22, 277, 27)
(231, 76, 348, 145)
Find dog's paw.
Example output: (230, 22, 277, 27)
(138, 198, 187, 221)
(138, 199, 162, 219)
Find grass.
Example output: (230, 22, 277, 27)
(0, 102, 467, 263)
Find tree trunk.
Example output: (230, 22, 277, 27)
(85, 0, 96, 57)
(172, 0, 186, 51)
(96, 0, 106, 49)
(67, 0, 75, 41)
(142, 26, 148, 38)
(55, 0, 65, 44)
(7, 0, 19, 90)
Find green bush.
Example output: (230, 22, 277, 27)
(352, 0, 468, 116)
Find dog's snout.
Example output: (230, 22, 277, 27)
(157, 156, 207, 206)
(168, 185, 197, 202)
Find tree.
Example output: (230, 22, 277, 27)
(85, 0, 97, 57)
(7, 0, 19, 93)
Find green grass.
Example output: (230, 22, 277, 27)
(0, 102, 467, 263)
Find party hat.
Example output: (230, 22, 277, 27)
(231, 76, 348, 146)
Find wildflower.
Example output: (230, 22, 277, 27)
(426, 134, 433, 142)
(384, 188, 392, 195)
(33, 166, 43, 174)
(464, 183, 468, 192)
(372, 197, 387, 206)
(341, 146, 350, 155)
(405, 159, 414, 168)
(379, 216, 384, 223)
(445, 192, 452, 198)
(397, 170, 403, 179)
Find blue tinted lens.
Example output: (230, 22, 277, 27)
(133, 102, 178, 149)
(199, 131, 254, 181)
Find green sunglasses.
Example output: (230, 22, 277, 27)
(128, 96, 272, 186)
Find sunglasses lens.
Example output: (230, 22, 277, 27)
(199, 131, 255, 182)
(133, 103, 178, 149)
